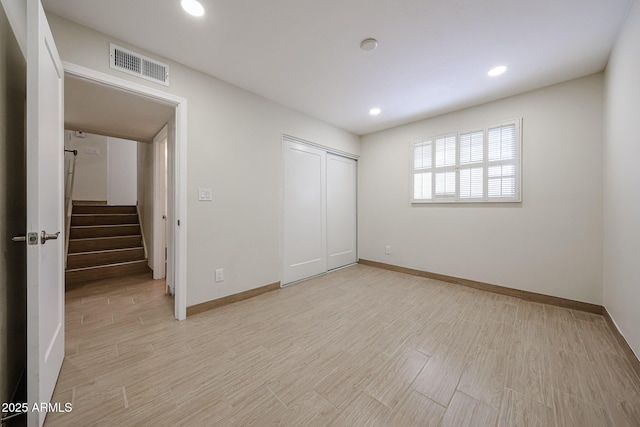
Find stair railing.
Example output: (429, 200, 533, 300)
(64, 149, 77, 268)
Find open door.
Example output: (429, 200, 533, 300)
(152, 125, 168, 281)
(26, 1, 65, 425)
(165, 121, 176, 296)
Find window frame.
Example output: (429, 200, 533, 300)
(410, 118, 522, 204)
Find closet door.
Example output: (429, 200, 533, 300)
(327, 154, 357, 270)
(282, 140, 326, 284)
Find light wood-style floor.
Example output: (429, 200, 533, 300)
(46, 264, 640, 426)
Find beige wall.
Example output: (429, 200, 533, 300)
(603, 0, 640, 358)
(0, 0, 27, 407)
(359, 74, 604, 304)
(106, 136, 137, 205)
(66, 130, 108, 201)
(45, 13, 360, 306)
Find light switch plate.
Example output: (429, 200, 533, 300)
(198, 187, 213, 201)
(83, 147, 99, 156)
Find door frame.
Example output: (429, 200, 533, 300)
(63, 62, 188, 320)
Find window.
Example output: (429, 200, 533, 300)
(412, 118, 521, 203)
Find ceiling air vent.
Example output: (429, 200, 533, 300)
(109, 44, 169, 86)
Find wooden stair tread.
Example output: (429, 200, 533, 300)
(70, 224, 139, 228)
(66, 259, 147, 273)
(69, 224, 141, 239)
(66, 203, 148, 286)
(72, 205, 137, 214)
(67, 246, 144, 255)
(66, 247, 145, 269)
(69, 234, 142, 241)
(71, 214, 138, 218)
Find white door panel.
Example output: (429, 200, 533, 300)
(153, 125, 168, 281)
(166, 122, 176, 295)
(26, 1, 65, 425)
(282, 141, 326, 284)
(327, 154, 357, 270)
(282, 138, 357, 285)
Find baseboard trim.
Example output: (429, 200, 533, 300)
(73, 200, 107, 205)
(602, 308, 640, 381)
(186, 281, 281, 317)
(358, 259, 603, 314)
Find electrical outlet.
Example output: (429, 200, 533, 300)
(215, 268, 224, 282)
(385, 245, 391, 254)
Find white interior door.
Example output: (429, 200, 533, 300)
(327, 154, 357, 270)
(26, 2, 65, 425)
(153, 125, 168, 280)
(282, 140, 326, 284)
(165, 121, 176, 295)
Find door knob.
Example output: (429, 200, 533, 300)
(41, 231, 60, 244)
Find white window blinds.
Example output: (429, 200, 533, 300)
(413, 140, 432, 200)
(411, 118, 521, 203)
(487, 122, 517, 199)
(434, 134, 457, 199)
(459, 130, 484, 200)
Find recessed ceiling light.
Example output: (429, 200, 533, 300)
(488, 65, 507, 77)
(360, 38, 378, 51)
(181, 0, 205, 17)
(369, 108, 381, 116)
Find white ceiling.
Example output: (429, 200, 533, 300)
(65, 75, 175, 142)
(44, 0, 631, 136)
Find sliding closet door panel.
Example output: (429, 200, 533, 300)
(282, 141, 326, 284)
(327, 154, 357, 270)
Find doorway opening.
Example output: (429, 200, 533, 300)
(63, 62, 187, 319)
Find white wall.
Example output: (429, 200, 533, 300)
(45, 13, 360, 306)
(67, 130, 108, 201)
(107, 137, 137, 205)
(360, 74, 604, 304)
(0, 0, 25, 56)
(603, 0, 640, 358)
(67, 132, 139, 205)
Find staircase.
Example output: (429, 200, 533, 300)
(66, 204, 150, 287)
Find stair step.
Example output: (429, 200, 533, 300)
(66, 247, 145, 269)
(65, 260, 150, 287)
(70, 224, 140, 239)
(68, 235, 143, 253)
(73, 205, 137, 214)
(71, 213, 139, 226)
